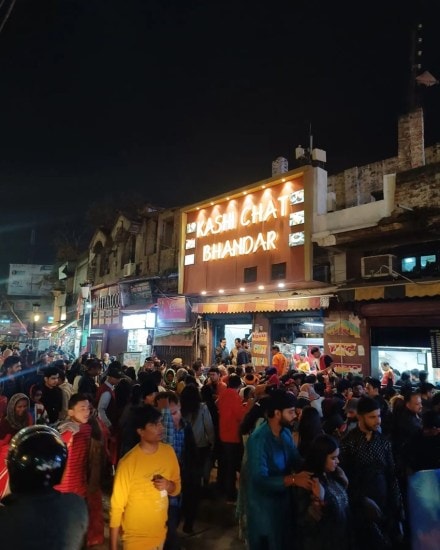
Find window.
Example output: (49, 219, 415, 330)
(313, 264, 330, 283)
(162, 218, 174, 249)
(244, 266, 257, 283)
(271, 262, 286, 280)
(421, 254, 436, 268)
(145, 219, 158, 255)
(121, 235, 136, 269)
(401, 257, 416, 273)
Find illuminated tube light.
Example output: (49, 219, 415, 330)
(258, 285, 265, 290)
(278, 282, 285, 288)
(201, 290, 207, 295)
(219, 289, 225, 294)
(239, 287, 245, 292)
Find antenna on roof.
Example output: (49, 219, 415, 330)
(295, 122, 326, 168)
(408, 20, 439, 111)
(408, 22, 424, 110)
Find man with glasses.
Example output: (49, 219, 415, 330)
(110, 404, 181, 550)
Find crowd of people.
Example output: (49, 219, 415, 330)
(0, 342, 439, 550)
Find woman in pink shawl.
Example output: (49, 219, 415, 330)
(0, 393, 32, 498)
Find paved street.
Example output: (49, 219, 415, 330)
(178, 497, 245, 550)
(94, 486, 246, 550)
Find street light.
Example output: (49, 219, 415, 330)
(80, 283, 92, 352)
(32, 303, 40, 348)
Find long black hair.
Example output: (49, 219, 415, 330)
(297, 406, 323, 458)
(303, 434, 338, 475)
(180, 383, 201, 420)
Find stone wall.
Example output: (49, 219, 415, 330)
(395, 161, 440, 208)
(327, 108, 439, 211)
(398, 108, 425, 169)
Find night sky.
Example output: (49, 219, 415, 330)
(0, 0, 439, 272)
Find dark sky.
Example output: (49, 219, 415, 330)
(0, 0, 439, 270)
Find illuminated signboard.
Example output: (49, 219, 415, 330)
(181, 172, 311, 295)
(122, 312, 156, 330)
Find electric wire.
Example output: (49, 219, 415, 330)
(0, 0, 17, 38)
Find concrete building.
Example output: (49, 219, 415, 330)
(313, 108, 440, 382)
(179, 162, 333, 368)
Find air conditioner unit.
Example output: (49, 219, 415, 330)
(361, 254, 398, 278)
(123, 262, 136, 277)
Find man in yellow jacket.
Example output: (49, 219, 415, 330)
(110, 404, 181, 550)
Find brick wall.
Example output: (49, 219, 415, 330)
(328, 108, 438, 210)
(395, 162, 440, 208)
(397, 108, 425, 169)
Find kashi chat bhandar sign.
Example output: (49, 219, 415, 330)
(180, 171, 313, 295)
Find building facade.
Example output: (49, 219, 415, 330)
(314, 108, 440, 382)
(179, 163, 333, 369)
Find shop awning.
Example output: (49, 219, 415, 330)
(120, 303, 155, 314)
(192, 295, 330, 315)
(337, 280, 440, 302)
(42, 323, 64, 333)
(52, 319, 79, 333)
(154, 328, 194, 346)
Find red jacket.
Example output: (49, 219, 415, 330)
(55, 422, 92, 497)
(217, 388, 247, 443)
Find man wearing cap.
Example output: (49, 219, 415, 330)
(340, 396, 403, 550)
(96, 365, 123, 432)
(171, 357, 183, 369)
(245, 389, 313, 550)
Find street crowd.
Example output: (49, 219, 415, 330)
(0, 340, 439, 550)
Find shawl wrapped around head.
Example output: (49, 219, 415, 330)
(6, 393, 30, 431)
